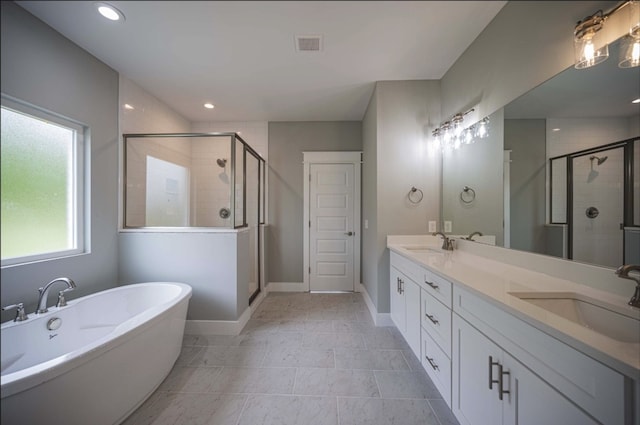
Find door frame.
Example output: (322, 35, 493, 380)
(303, 151, 362, 292)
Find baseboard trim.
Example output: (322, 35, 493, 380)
(185, 306, 252, 336)
(267, 281, 307, 292)
(357, 283, 393, 327)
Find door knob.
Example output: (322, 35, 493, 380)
(345, 231, 354, 236)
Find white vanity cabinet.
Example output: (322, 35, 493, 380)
(389, 253, 421, 358)
(387, 247, 634, 425)
(453, 315, 597, 425)
(391, 251, 454, 404)
(453, 285, 627, 425)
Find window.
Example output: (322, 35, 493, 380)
(1, 96, 86, 266)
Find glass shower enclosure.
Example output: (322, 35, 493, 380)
(122, 132, 266, 304)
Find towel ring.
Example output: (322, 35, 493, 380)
(460, 186, 476, 204)
(408, 186, 424, 204)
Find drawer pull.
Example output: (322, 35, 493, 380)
(425, 313, 439, 325)
(399, 279, 404, 295)
(426, 356, 439, 371)
(425, 280, 439, 290)
(397, 277, 400, 293)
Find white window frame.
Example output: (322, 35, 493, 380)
(1, 95, 87, 267)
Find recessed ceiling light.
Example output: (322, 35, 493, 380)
(632, 98, 640, 104)
(123, 103, 134, 110)
(95, 3, 125, 22)
(204, 103, 215, 109)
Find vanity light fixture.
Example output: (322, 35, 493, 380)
(204, 103, 215, 109)
(632, 98, 640, 103)
(431, 108, 490, 152)
(95, 2, 125, 22)
(574, 1, 639, 69)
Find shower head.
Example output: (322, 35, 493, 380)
(216, 158, 227, 168)
(590, 155, 608, 165)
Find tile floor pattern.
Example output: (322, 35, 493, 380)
(124, 292, 460, 425)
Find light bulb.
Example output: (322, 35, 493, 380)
(584, 40, 595, 63)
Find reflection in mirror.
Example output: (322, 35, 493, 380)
(442, 38, 639, 269)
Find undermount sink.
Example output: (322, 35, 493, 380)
(402, 246, 444, 255)
(509, 292, 640, 344)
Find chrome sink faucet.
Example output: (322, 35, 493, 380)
(433, 232, 454, 251)
(615, 265, 640, 308)
(466, 231, 483, 241)
(36, 277, 76, 314)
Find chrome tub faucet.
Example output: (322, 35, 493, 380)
(615, 265, 640, 308)
(36, 277, 77, 314)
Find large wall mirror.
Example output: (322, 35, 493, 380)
(442, 38, 640, 269)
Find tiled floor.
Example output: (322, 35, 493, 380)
(124, 292, 460, 425)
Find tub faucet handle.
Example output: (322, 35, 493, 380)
(56, 291, 68, 308)
(2, 302, 29, 322)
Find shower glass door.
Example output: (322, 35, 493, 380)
(571, 147, 624, 268)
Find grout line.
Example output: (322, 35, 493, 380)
(233, 395, 251, 425)
(336, 396, 341, 425)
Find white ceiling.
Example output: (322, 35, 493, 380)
(17, 1, 506, 122)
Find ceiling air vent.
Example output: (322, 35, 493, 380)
(295, 35, 323, 52)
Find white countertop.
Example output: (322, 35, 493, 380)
(387, 236, 640, 378)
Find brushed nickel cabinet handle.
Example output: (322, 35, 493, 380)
(498, 364, 510, 401)
(425, 280, 439, 290)
(426, 356, 439, 371)
(489, 356, 500, 390)
(425, 313, 439, 325)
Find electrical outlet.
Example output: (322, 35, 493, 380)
(444, 221, 452, 233)
(428, 221, 437, 232)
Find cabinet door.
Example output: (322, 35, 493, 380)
(404, 278, 421, 359)
(503, 353, 598, 425)
(390, 267, 406, 333)
(452, 315, 502, 425)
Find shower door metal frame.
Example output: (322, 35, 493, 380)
(549, 137, 637, 262)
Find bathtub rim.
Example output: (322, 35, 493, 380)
(1, 281, 192, 398)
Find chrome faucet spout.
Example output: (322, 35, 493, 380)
(36, 277, 76, 314)
(432, 232, 454, 251)
(615, 265, 640, 308)
(466, 231, 483, 241)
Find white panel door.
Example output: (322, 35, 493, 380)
(309, 163, 354, 291)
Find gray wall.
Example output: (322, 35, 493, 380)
(267, 122, 362, 284)
(441, 1, 616, 121)
(1, 2, 119, 321)
(361, 90, 379, 307)
(504, 119, 547, 254)
(362, 80, 441, 314)
(442, 109, 505, 246)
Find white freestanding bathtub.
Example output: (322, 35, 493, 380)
(1, 282, 192, 425)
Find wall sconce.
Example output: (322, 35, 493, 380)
(620, 0, 640, 67)
(431, 109, 490, 152)
(574, 0, 640, 69)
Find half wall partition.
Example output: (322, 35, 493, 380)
(121, 132, 266, 308)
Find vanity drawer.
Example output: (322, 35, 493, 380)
(421, 288, 452, 357)
(390, 251, 424, 284)
(422, 267, 452, 308)
(422, 328, 451, 407)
